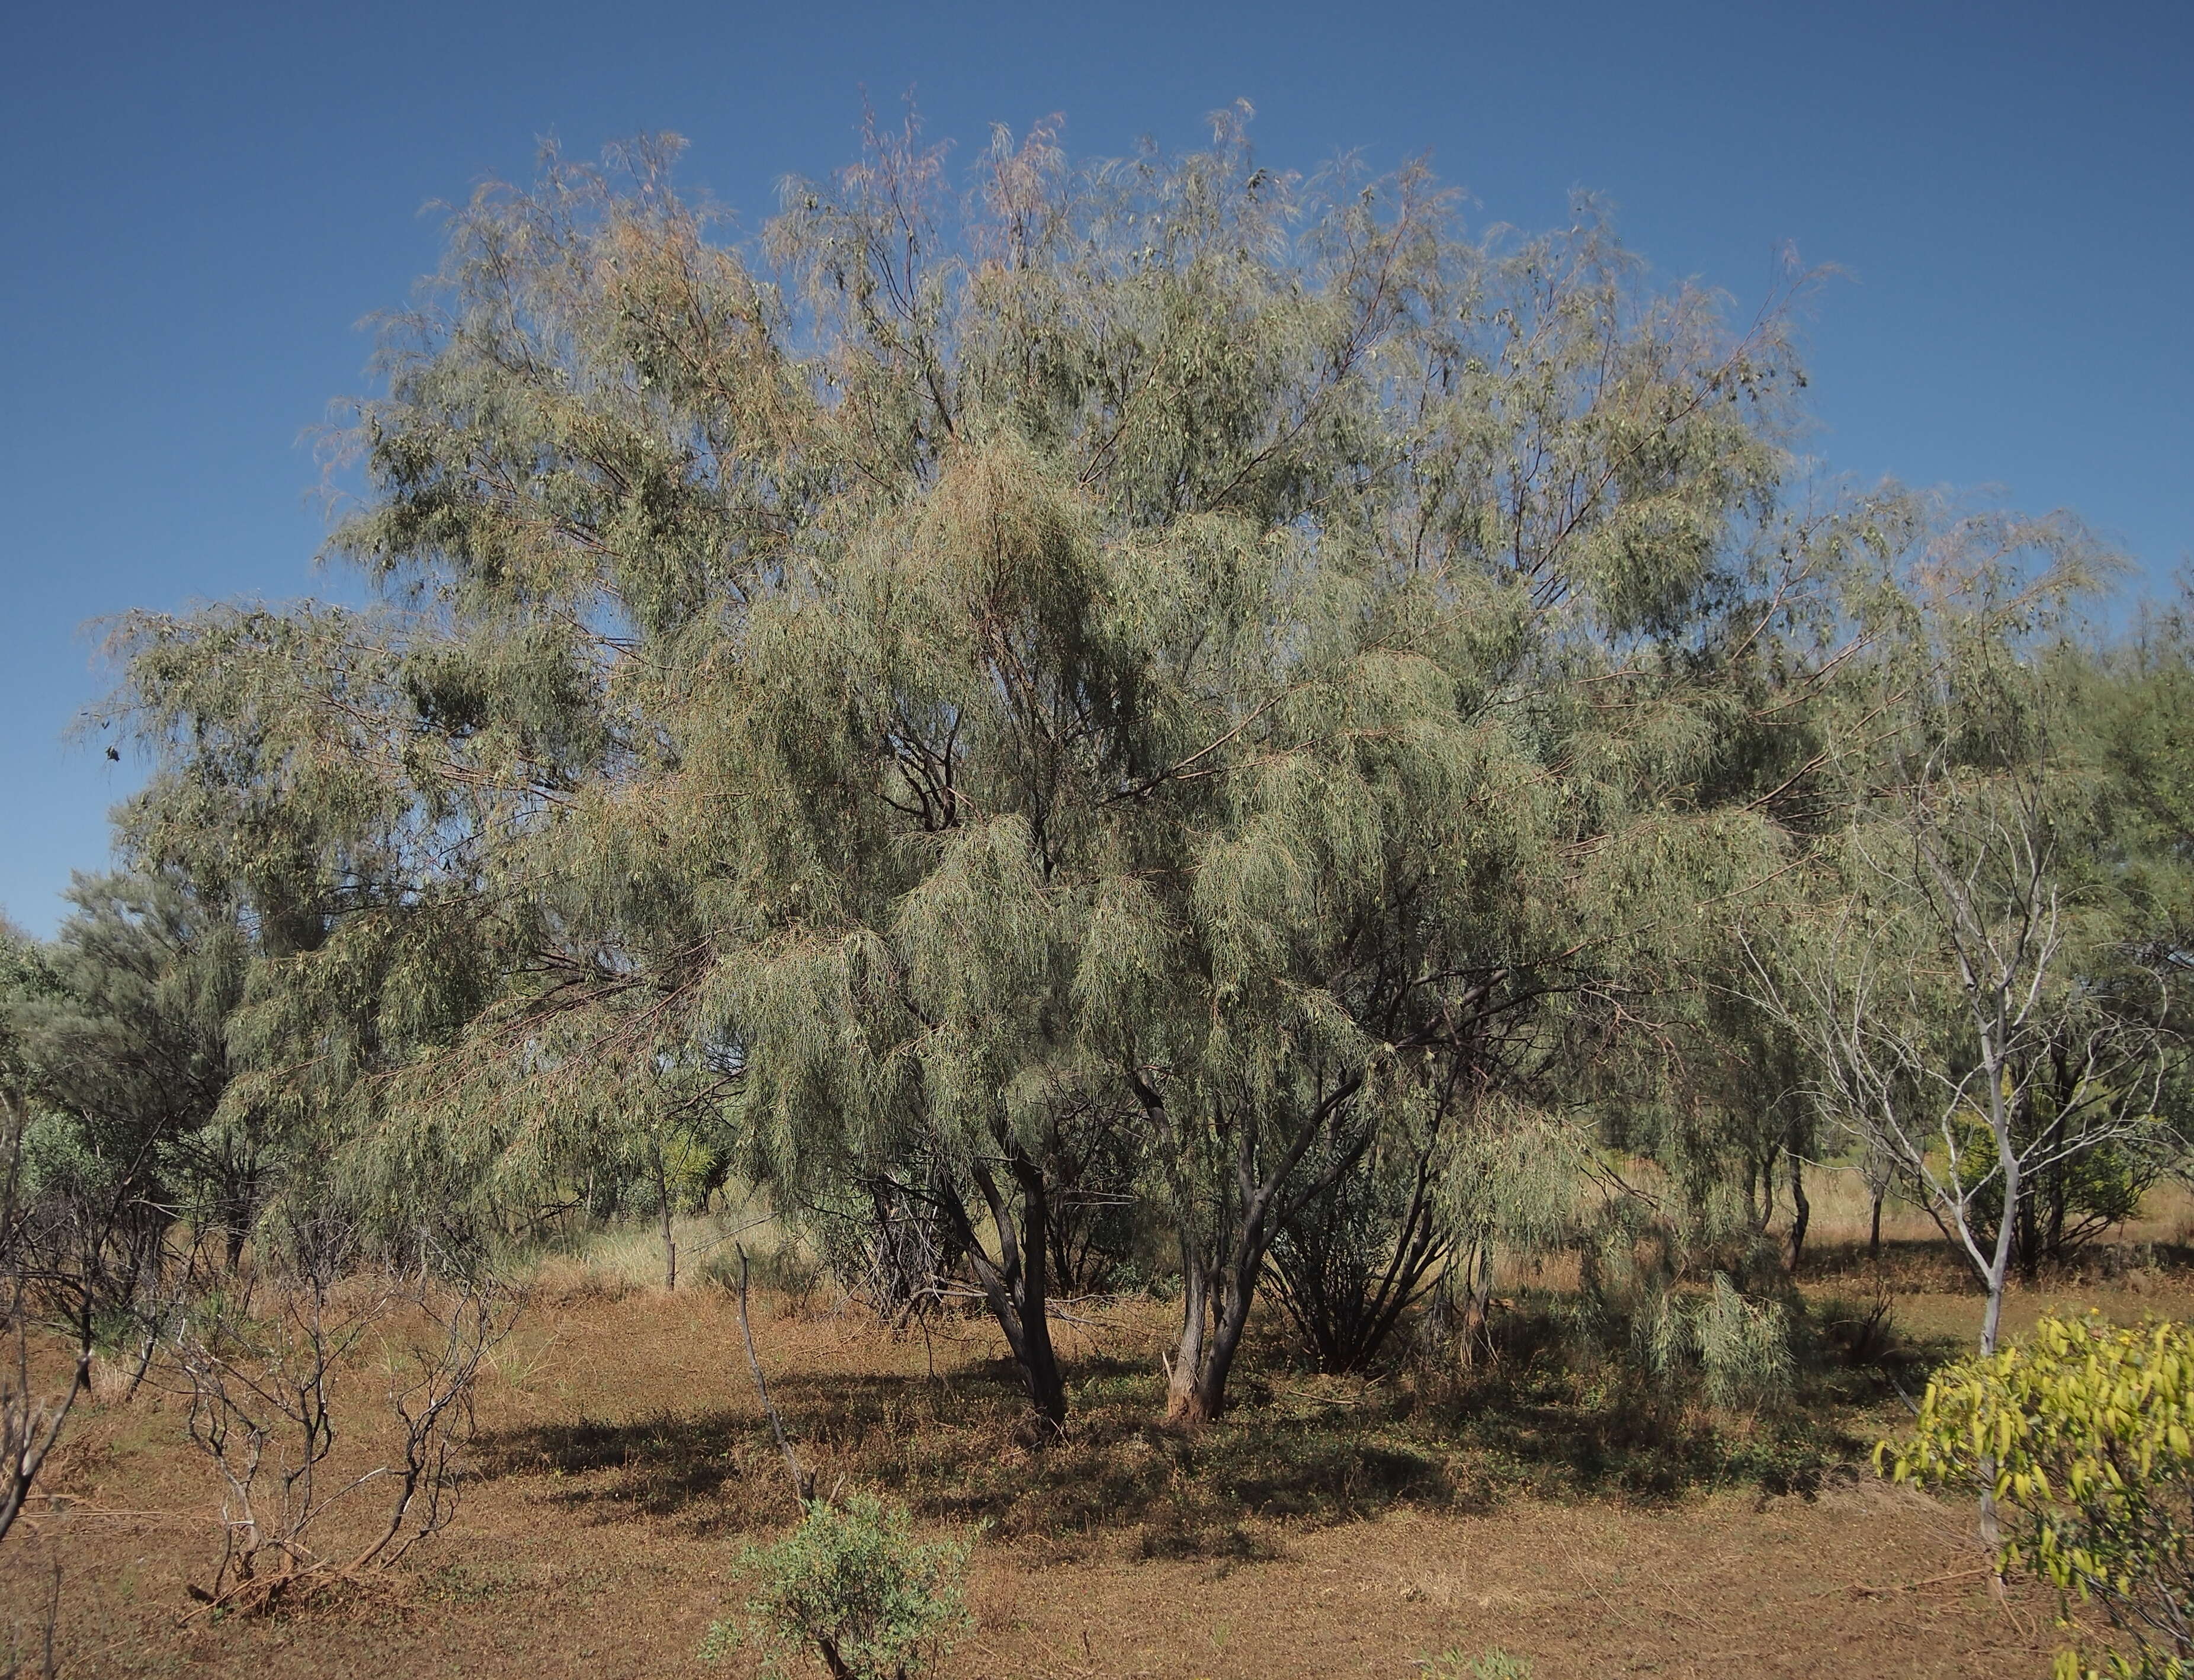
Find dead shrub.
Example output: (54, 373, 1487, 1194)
(158, 1224, 521, 1613)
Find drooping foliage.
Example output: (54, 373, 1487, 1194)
(5, 874, 250, 1290)
(89, 110, 2187, 1431)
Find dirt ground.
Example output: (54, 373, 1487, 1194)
(15, 1236, 2171, 1680)
(5, 1485, 2052, 1680)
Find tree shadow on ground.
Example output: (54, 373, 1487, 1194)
(1798, 1233, 2194, 1291)
(471, 1296, 1900, 1554)
(474, 1407, 762, 1527)
(1798, 1236, 1984, 1292)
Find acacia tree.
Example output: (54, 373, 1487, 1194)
(1, 877, 254, 1541)
(1, 918, 76, 1546)
(23, 877, 254, 1265)
(1083, 209, 1826, 1420)
(107, 110, 1836, 1429)
(2086, 575, 2194, 1168)
(1747, 523, 2184, 1354)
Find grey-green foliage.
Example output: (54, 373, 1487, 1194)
(102, 110, 1854, 1423)
(2079, 579, 2194, 1156)
(703, 1491, 973, 1680)
(0, 917, 61, 1195)
(17, 1111, 108, 1205)
(1440, 1106, 1593, 1258)
(1638, 1271, 1794, 1410)
(1, 878, 253, 1547)
(2, 874, 251, 1278)
(2093, 577, 2194, 967)
(0, 919, 57, 1111)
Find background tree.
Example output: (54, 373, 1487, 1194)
(1747, 517, 2185, 1354)
(1, 915, 75, 1544)
(1, 876, 251, 1541)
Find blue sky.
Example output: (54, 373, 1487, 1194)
(3, 0, 2188, 934)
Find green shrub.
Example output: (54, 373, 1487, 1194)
(703, 1491, 972, 1680)
(1879, 1313, 2194, 1679)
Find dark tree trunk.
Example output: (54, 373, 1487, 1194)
(216, 1133, 259, 1275)
(2016, 1167, 2040, 1284)
(1869, 1190, 1884, 1262)
(1456, 1239, 1495, 1368)
(942, 1152, 1068, 1432)
(1167, 1241, 1265, 1425)
(1787, 1146, 1811, 1274)
(650, 1134, 676, 1291)
(2011, 1082, 2046, 1283)
(1165, 1249, 1211, 1422)
(2043, 1050, 2071, 1267)
(1006, 1154, 1067, 1427)
(1191, 1277, 1254, 1422)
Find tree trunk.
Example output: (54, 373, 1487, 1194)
(1167, 1258, 1259, 1424)
(1869, 1190, 1883, 1262)
(2044, 1046, 2072, 1268)
(2015, 1173, 2039, 1284)
(1143, 1074, 1364, 1426)
(1164, 1182, 1291, 1423)
(2044, 1129, 2070, 1268)
(1007, 1155, 1067, 1428)
(1978, 1153, 2019, 1358)
(1164, 1242, 1211, 1421)
(1787, 1146, 1811, 1274)
(945, 1155, 1068, 1432)
(1974, 1153, 2020, 1555)
(651, 1135, 677, 1291)
(221, 1146, 259, 1274)
(1458, 1239, 1494, 1369)
(1163, 1207, 1258, 1424)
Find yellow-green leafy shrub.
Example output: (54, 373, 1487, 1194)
(1879, 1313, 2194, 1679)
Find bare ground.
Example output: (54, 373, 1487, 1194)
(14, 1245, 2167, 1680)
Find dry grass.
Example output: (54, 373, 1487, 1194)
(1784, 1161, 2194, 1263)
(8, 1191, 2193, 1678)
(529, 1196, 811, 1298)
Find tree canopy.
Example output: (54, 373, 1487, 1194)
(50, 109, 2189, 1429)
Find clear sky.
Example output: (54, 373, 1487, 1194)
(2, 0, 2188, 934)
